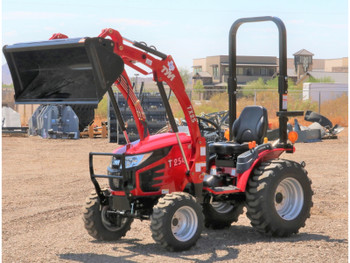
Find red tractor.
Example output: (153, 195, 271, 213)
(4, 16, 313, 251)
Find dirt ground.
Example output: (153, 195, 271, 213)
(2, 130, 348, 263)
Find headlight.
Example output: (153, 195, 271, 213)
(125, 152, 152, 169)
(111, 158, 120, 167)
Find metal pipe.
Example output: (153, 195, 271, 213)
(175, 132, 190, 171)
(107, 86, 130, 144)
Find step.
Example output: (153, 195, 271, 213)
(211, 185, 239, 192)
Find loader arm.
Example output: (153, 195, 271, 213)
(98, 29, 207, 185)
(98, 29, 203, 145)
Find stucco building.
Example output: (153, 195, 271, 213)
(193, 50, 348, 88)
(193, 55, 277, 88)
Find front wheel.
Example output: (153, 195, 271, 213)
(150, 192, 204, 251)
(245, 159, 313, 237)
(83, 190, 133, 241)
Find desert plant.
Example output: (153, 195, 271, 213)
(307, 76, 335, 83)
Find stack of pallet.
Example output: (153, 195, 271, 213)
(80, 122, 108, 138)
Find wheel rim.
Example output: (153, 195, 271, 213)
(211, 201, 234, 213)
(171, 206, 198, 242)
(274, 177, 304, 220)
(101, 206, 127, 231)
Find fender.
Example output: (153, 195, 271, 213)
(236, 148, 286, 192)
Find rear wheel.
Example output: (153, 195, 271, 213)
(203, 198, 244, 229)
(83, 190, 133, 241)
(245, 159, 313, 237)
(150, 192, 204, 251)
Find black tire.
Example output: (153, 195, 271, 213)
(83, 190, 133, 241)
(203, 199, 244, 229)
(150, 192, 204, 251)
(245, 159, 313, 237)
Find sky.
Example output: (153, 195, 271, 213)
(1, 0, 348, 78)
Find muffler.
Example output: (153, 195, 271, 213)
(3, 37, 124, 104)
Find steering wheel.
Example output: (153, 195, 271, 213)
(196, 116, 222, 140)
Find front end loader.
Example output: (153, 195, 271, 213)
(3, 16, 313, 251)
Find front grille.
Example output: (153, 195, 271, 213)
(108, 167, 122, 190)
(139, 164, 165, 192)
(108, 166, 136, 191)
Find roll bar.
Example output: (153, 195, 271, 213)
(228, 16, 302, 144)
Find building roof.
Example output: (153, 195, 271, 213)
(287, 68, 297, 77)
(307, 71, 348, 84)
(195, 71, 212, 78)
(220, 62, 277, 67)
(293, 49, 314, 56)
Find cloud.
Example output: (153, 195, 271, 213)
(103, 18, 154, 27)
(3, 11, 77, 20)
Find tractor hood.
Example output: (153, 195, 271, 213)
(3, 37, 124, 104)
(113, 133, 191, 155)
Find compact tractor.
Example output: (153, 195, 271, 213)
(4, 16, 313, 251)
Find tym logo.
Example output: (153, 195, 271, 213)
(161, 65, 175, 81)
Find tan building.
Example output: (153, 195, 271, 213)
(194, 50, 348, 88)
(193, 55, 277, 87)
(324, 57, 348, 73)
(287, 49, 348, 84)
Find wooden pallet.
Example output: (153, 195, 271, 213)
(80, 123, 107, 138)
(2, 127, 29, 137)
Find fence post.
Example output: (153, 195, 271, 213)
(254, 90, 256, 105)
(318, 91, 321, 114)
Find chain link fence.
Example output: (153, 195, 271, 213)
(181, 87, 348, 127)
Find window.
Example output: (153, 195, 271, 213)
(268, 68, 275, 76)
(243, 67, 252, 76)
(296, 55, 312, 64)
(261, 68, 267, 76)
(253, 67, 260, 76)
(212, 65, 219, 79)
(194, 67, 202, 74)
(236, 67, 243, 75)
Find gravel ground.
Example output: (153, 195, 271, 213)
(2, 129, 348, 263)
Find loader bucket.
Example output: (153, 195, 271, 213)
(3, 37, 124, 104)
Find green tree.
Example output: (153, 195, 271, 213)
(2, 83, 14, 89)
(178, 67, 191, 87)
(193, 80, 204, 100)
(242, 77, 266, 97)
(95, 94, 108, 120)
(266, 77, 296, 89)
(241, 77, 296, 97)
(307, 76, 334, 83)
(193, 80, 204, 92)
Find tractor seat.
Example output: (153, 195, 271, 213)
(209, 141, 249, 155)
(209, 106, 268, 156)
